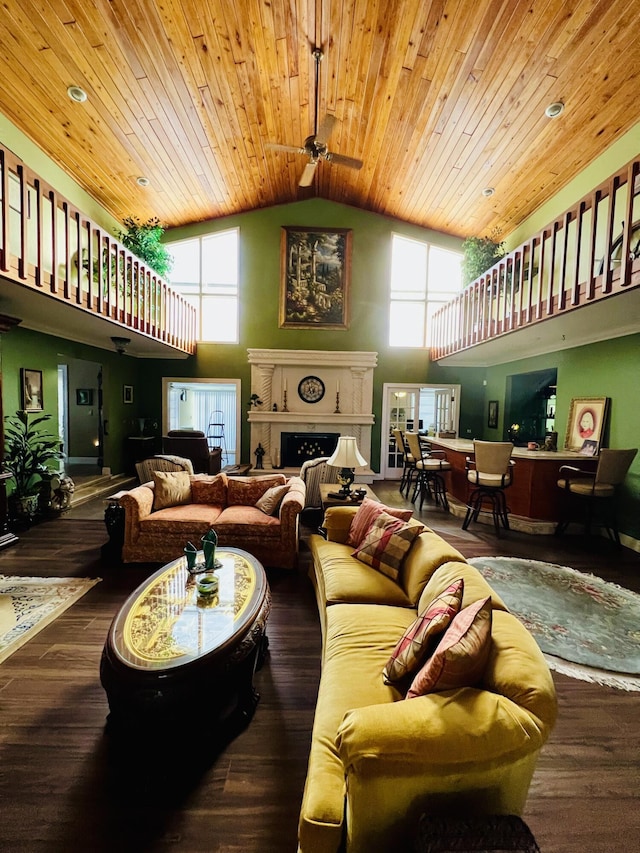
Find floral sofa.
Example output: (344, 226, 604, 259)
(299, 501, 557, 853)
(118, 472, 306, 569)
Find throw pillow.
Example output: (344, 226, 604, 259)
(190, 473, 227, 505)
(383, 579, 464, 684)
(227, 475, 286, 506)
(353, 512, 424, 581)
(406, 596, 493, 699)
(255, 483, 290, 515)
(347, 497, 413, 547)
(152, 470, 192, 511)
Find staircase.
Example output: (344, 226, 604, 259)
(69, 473, 137, 508)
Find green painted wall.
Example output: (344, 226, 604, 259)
(2, 325, 142, 476)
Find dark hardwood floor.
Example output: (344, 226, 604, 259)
(0, 483, 639, 852)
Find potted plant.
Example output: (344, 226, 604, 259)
(461, 228, 505, 286)
(4, 411, 63, 521)
(117, 216, 173, 279)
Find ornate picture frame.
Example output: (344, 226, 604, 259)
(564, 396, 610, 451)
(123, 384, 134, 404)
(21, 368, 43, 412)
(280, 226, 352, 329)
(487, 400, 499, 429)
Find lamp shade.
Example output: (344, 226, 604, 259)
(327, 436, 367, 469)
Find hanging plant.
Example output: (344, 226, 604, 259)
(117, 216, 173, 279)
(461, 228, 506, 286)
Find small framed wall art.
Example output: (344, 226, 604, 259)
(487, 400, 499, 429)
(123, 385, 134, 404)
(76, 388, 93, 406)
(21, 368, 43, 413)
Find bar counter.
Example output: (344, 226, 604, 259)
(427, 437, 598, 531)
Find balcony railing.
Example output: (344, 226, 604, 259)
(0, 143, 196, 354)
(430, 156, 640, 360)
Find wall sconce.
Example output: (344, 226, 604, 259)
(110, 336, 131, 355)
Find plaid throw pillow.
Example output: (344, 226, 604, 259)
(347, 497, 413, 547)
(406, 596, 493, 699)
(353, 511, 424, 581)
(383, 579, 464, 684)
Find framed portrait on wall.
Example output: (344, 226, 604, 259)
(123, 385, 134, 404)
(279, 226, 352, 329)
(487, 400, 499, 429)
(76, 388, 93, 406)
(21, 368, 43, 413)
(564, 397, 610, 451)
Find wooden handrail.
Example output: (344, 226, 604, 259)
(430, 156, 640, 360)
(0, 143, 196, 355)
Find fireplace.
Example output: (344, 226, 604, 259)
(281, 432, 340, 467)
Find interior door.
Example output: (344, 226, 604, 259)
(382, 387, 421, 479)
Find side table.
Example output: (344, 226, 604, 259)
(319, 483, 378, 513)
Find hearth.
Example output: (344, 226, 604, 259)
(281, 432, 340, 467)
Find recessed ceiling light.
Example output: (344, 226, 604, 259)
(482, 187, 495, 197)
(136, 176, 150, 187)
(67, 85, 87, 103)
(545, 101, 565, 118)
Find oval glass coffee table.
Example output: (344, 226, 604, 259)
(100, 547, 271, 734)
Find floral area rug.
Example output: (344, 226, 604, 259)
(468, 556, 640, 691)
(0, 575, 101, 664)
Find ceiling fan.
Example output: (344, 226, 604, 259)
(267, 47, 363, 187)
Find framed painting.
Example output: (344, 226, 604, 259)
(280, 226, 352, 329)
(21, 368, 43, 412)
(76, 388, 93, 406)
(123, 385, 134, 404)
(487, 400, 499, 429)
(564, 397, 610, 451)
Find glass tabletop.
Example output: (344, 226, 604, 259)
(111, 548, 266, 670)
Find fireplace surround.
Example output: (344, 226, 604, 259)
(247, 349, 377, 477)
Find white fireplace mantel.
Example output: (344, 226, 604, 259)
(246, 349, 377, 474)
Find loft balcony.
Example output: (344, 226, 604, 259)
(0, 143, 196, 357)
(430, 157, 640, 366)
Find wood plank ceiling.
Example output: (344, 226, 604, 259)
(1, 0, 639, 239)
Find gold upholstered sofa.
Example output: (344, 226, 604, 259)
(299, 502, 557, 853)
(118, 472, 305, 569)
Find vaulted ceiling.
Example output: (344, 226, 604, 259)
(1, 0, 639, 240)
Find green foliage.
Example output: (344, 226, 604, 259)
(461, 229, 506, 286)
(4, 411, 63, 497)
(117, 216, 173, 279)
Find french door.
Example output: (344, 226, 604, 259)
(381, 383, 460, 479)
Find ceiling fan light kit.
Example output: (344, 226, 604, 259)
(267, 47, 363, 187)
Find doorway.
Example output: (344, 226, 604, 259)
(381, 383, 460, 479)
(57, 357, 103, 478)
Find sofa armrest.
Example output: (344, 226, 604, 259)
(322, 505, 359, 543)
(279, 476, 305, 523)
(119, 484, 154, 543)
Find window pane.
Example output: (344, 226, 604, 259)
(168, 238, 200, 288)
(201, 296, 238, 342)
(203, 230, 238, 285)
(429, 246, 462, 294)
(389, 300, 426, 347)
(391, 235, 427, 295)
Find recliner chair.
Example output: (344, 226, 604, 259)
(162, 430, 222, 474)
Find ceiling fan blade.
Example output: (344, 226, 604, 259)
(299, 161, 318, 187)
(316, 114, 337, 144)
(325, 151, 364, 170)
(267, 142, 306, 155)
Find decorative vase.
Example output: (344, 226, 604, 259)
(201, 528, 219, 570)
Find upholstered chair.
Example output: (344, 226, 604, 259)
(404, 432, 451, 511)
(161, 430, 222, 474)
(299, 457, 341, 510)
(463, 440, 514, 536)
(392, 428, 416, 497)
(134, 454, 194, 484)
(556, 447, 637, 543)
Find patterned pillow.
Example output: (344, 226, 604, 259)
(383, 579, 464, 684)
(406, 597, 492, 699)
(352, 512, 424, 581)
(152, 470, 192, 511)
(190, 473, 228, 505)
(255, 483, 290, 515)
(227, 475, 287, 506)
(347, 497, 413, 547)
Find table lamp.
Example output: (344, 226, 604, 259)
(327, 436, 367, 497)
